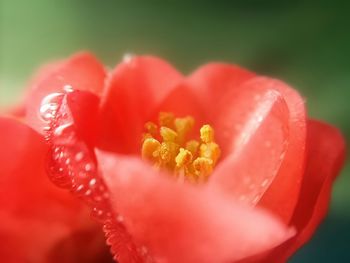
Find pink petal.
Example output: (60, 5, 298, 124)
(152, 83, 207, 135)
(254, 77, 307, 224)
(25, 52, 106, 134)
(98, 55, 183, 154)
(98, 151, 294, 263)
(188, 67, 307, 223)
(0, 117, 94, 262)
(208, 79, 290, 206)
(186, 63, 256, 116)
(264, 120, 345, 262)
(43, 91, 147, 263)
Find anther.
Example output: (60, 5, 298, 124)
(200, 124, 214, 143)
(141, 112, 221, 183)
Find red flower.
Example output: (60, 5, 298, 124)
(0, 52, 345, 263)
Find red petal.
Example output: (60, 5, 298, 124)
(44, 91, 147, 263)
(65, 90, 100, 147)
(25, 52, 106, 134)
(264, 120, 345, 262)
(209, 79, 290, 206)
(255, 77, 307, 224)
(152, 83, 207, 135)
(186, 63, 256, 116)
(0, 117, 93, 262)
(98, 55, 182, 154)
(98, 151, 294, 263)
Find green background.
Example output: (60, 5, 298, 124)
(1, 1, 349, 262)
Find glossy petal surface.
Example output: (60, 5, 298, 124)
(0, 117, 100, 262)
(254, 77, 307, 224)
(99, 56, 182, 153)
(209, 80, 290, 206)
(25, 52, 106, 134)
(264, 120, 345, 262)
(98, 152, 294, 263)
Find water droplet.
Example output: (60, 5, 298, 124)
(85, 163, 95, 172)
(63, 84, 74, 92)
(89, 178, 97, 187)
(76, 184, 85, 193)
(91, 207, 105, 221)
(39, 92, 64, 122)
(116, 215, 124, 222)
(54, 122, 74, 136)
(252, 195, 260, 204)
(75, 151, 84, 162)
(123, 53, 134, 63)
(261, 178, 269, 188)
(78, 171, 88, 178)
(94, 195, 103, 202)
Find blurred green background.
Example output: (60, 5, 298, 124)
(1, 1, 349, 262)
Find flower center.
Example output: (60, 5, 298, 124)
(141, 112, 221, 183)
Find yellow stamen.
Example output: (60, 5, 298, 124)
(185, 140, 200, 157)
(174, 116, 194, 144)
(142, 138, 161, 161)
(200, 142, 221, 165)
(141, 112, 221, 183)
(175, 148, 193, 168)
(200, 124, 214, 143)
(193, 157, 213, 181)
(160, 127, 178, 142)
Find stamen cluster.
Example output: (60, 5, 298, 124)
(141, 112, 221, 182)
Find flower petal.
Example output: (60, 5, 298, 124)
(152, 83, 207, 135)
(98, 55, 183, 154)
(44, 90, 146, 263)
(188, 69, 307, 223)
(65, 90, 100, 147)
(264, 120, 345, 262)
(209, 80, 290, 206)
(25, 52, 106, 134)
(98, 151, 294, 263)
(252, 78, 307, 223)
(186, 63, 256, 116)
(0, 117, 95, 262)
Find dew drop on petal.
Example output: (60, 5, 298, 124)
(116, 215, 124, 223)
(43, 91, 151, 262)
(75, 151, 84, 162)
(85, 162, 95, 172)
(53, 122, 74, 137)
(39, 92, 64, 123)
(261, 178, 269, 188)
(63, 84, 74, 93)
(123, 53, 135, 63)
(89, 178, 97, 187)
